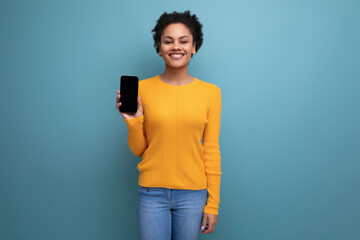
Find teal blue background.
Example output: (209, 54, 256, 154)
(1, 0, 359, 239)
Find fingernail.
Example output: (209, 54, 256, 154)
(201, 226, 205, 230)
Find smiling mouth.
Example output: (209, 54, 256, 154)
(169, 53, 184, 59)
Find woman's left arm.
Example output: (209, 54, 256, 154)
(202, 88, 222, 216)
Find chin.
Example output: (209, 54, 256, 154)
(166, 64, 188, 69)
(166, 60, 191, 69)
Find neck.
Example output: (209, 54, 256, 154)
(160, 64, 192, 85)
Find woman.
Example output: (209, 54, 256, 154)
(116, 10, 222, 240)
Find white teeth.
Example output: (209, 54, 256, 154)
(170, 54, 183, 58)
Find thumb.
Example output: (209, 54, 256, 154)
(138, 96, 143, 108)
(201, 214, 207, 230)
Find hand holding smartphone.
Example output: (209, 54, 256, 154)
(116, 75, 143, 119)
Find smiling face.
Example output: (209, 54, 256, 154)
(158, 23, 197, 69)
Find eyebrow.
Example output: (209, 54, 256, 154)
(162, 35, 190, 40)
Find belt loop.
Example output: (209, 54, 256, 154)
(147, 187, 149, 192)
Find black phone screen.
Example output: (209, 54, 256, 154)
(120, 75, 139, 113)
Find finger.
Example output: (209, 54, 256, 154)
(116, 102, 122, 111)
(202, 223, 213, 234)
(201, 214, 207, 228)
(137, 96, 143, 112)
(208, 221, 215, 233)
(201, 214, 207, 232)
(201, 226, 210, 234)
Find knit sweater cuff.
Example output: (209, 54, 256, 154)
(124, 114, 144, 128)
(203, 204, 219, 215)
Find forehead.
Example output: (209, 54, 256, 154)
(162, 23, 192, 38)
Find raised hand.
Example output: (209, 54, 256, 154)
(116, 90, 143, 119)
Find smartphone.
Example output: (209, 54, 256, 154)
(120, 75, 139, 113)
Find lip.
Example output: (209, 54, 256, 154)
(168, 53, 185, 60)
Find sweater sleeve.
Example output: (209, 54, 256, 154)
(203, 89, 222, 215)
(124, 114, 148, 157)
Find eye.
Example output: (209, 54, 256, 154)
(181, 41, 188, 44)
(164, 41, 172, 44)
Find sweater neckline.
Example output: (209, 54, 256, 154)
(156, 75, 198, 88)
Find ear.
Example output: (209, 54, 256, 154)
(192, 42, 196, 55)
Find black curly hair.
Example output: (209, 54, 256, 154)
(151, 10, 203, 57)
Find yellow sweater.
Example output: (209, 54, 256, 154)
(124, 75, 222, 215)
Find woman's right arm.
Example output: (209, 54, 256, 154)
(116, 90, 148, 157)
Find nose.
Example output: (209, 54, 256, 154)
(172, 41, 181, 50)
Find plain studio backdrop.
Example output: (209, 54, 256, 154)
(1, 0, 359, 239)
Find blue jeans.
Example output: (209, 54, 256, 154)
(136, 185, 208, 240)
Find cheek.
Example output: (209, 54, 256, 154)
(186, 44, 195, 52)
(159, 46, 169, 55)
(187, 47, 195, 55)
